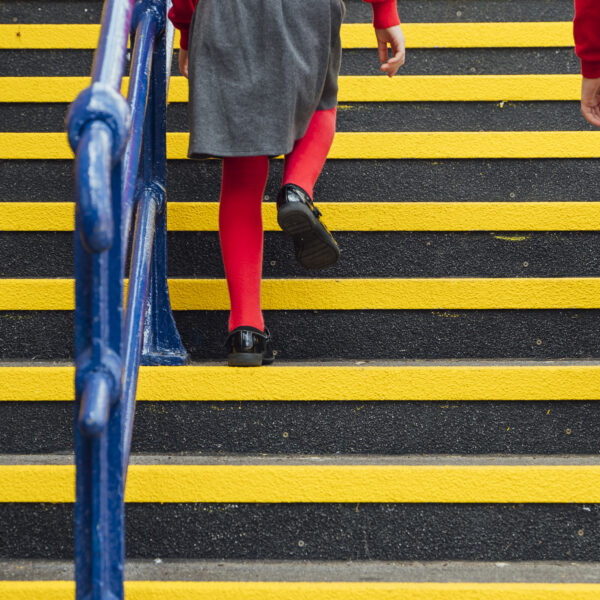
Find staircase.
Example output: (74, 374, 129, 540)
(3, 0, 600, 597)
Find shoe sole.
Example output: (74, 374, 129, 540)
(277, 203, 340, 270)
(227, 353, 275, 367)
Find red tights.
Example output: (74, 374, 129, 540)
(219, 107, 337, 332)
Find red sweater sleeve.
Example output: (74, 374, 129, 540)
(363, 0, 400, 29)
(168, 0, 198, 50)
(574, 0, 600, 78)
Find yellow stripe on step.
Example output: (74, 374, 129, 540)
(3, 582, 600, 600)
(4, 463, 600, 503)
(341, 21, 575, 49)
(3, 201, 600, 232)
(0, 22, 574, 50)
(3, 277, 600, 311)
(3, 131, 600, 160)
(5, 363, 600, 402)
(0, 75, 582, 103)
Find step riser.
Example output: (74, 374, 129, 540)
(1, 401, 598, 455)
(0, 0, 575, 25)
(3, 159, 598, 203)
(1, 503, 596, 560)
(0, 48, 581, 77)
(6, 232, 600, 278)
(0, 310, 597, 360)
(1, 102, 592, 133)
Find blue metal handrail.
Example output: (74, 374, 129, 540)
(66, 0, 186, 597)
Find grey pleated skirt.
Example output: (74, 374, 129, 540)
(187, 0, 345, 158)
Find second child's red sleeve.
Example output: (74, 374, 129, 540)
(168, 0, 198, 50)
(574, 0, 600, 78)
(363, 0, 400, 29)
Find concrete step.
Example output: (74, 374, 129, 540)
(2, 454, 600, 561)
(4, 558, 600, 583)
(3, 559, 600, 599)
(1, 359, 600, 454)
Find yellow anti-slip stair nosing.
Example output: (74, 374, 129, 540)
(4, 364, 600, 401)
(4, 131, 600, 160)
(5, 201, 600, 232)
(0, 75, 582, 103)
(4, 277, 600, 311)
(0, 22, 574, 49)
(3, 581, 600, 600)
(4, 463, 600, 503)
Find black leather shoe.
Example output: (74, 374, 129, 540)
(224, 326, 275, 367)
(277, 183, 340, 270)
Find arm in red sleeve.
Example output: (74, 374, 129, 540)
(363, 0, 400, 29)
(574, 0, 600, 78)
(168, 0, 198, 50)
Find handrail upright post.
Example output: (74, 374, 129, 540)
(73, 132, 128, 600)
(139, 0, 187, 366)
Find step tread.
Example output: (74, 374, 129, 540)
(0, 22, 576, 50)
(0, 74, 584, 103)
(3, 455, 600, 503)
(5, 453, 600, 466)
(3, 359, 600, 402)
(5, 131, 600, 160)
(6, 277, 600, 311)
(3, 559, 600, 583)
(5, 201, 600, 233)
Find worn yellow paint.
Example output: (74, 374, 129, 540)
(4, 277, 600, 310)
(0, 75, 582, 103)
(3, 201, 600, 232)
(0, 22, 574, 49)
(4, 364, 600, 402)
(3, 581, 600, 600)
(4, 463, 600, 503)
(493, 234, 531, 242)
(3, 131, 600, 160)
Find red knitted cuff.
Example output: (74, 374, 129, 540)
(179, 27, 190, 51)
(371, 0, 400, 29)
(582, 59, 600, 79)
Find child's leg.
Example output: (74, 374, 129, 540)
(219, 155, 269, 332)
(282, 107, 337, 199)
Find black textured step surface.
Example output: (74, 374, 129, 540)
(1, 400, 599, 455)
(2, 101, 594, 133)
(0, 48, 580, 77)
(2, 310, 600, 361)
(3, 159, 600, 204)
(0, 0, 575, 24)
(1, 502, 597, 560)
(4, 231, 600, 279)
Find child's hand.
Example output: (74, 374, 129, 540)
(179, 49, 189, 78)
(581, 76, 600, 127)
(375, 25, 405, 77)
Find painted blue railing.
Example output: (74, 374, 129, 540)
(66, 0, 186, 597)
